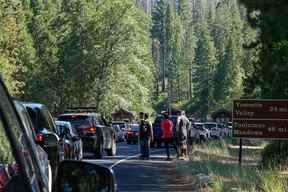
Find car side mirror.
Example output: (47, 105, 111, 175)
(55, 160, 116, 192)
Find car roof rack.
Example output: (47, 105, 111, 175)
(64, 107, 98, 113)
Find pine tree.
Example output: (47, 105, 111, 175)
(178, 0, 196, 100)
(164, 3, 183, 109)
(213, 0, 244, 110)
(194, 19, 218, 117)
(151, 0, 168, 92)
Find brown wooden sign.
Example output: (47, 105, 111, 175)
(233, 100, 288, 138)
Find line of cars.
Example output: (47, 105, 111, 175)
(12, 103, 118, 191)
(111, 115, 232, 147)
(192, 122, 232, 142)
(0, 78, 116, 191)
(151, 113, 232, 146)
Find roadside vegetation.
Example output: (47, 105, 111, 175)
(177, 139, 288, 191)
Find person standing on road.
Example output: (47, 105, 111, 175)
(139, 112, 153, 160)
(176, 110, 190, 160)
(161, 113, 176, 160)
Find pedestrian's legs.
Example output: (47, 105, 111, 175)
(139, 139, 145, 158)
(172, 138, 178, 157)
(146, 139, 151, 159)
(164, 139, 170, 159)
(142, 139, 150, 159)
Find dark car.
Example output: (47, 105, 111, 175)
(0, 77, 116, 192)
(58, 109, 116, 158)
(55, 121, 83, 160)
(14, 101, 52, 191)
(21, 102, 61, 173)
(126, 123, 140, 144)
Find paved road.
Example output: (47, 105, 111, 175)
(84, 143, 197, 192)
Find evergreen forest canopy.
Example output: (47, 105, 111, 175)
(0, 0, 259, 118)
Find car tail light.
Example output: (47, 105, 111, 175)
(84, 127, 97, 134)
(35, 134, 44, 142)
(127, 131, 133, 136)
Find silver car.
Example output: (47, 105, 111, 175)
(112, 124, 125, 142)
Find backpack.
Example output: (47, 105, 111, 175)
(139, 120, 151, 138)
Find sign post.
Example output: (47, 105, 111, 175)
(233, 99, 288, 165)
(238, 138, 242, 166)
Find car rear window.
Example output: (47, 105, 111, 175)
(26, 106, 56, 133)
(113, 123, 126, 129)
(58, 115, 90, 128)
(130, 124, 139, 131)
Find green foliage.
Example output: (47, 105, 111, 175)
(164, 4, 183, 105)
(0, 1, 36, 96)
(241, 0, 288, 170)
(0, 0, 258, 119)
(261, 141, 288, 169)
(152, 0, 256, 118)
(193, 19, 218, 116)
(0, 0, 155, 115)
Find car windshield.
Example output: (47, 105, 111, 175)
(58, 115, 90, 128)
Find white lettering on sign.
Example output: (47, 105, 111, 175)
(267, 127, 276, 132)
(235, 110, 254, 117)
(234, 122, 265, 129)
(236, 103, 263, 108)
(269, 106, 288, 113)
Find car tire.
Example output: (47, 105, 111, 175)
(107, 137, 116, 156)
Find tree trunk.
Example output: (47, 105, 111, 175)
(189, 63, 193, 100)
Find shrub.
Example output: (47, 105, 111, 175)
(261, 141, 288, 169)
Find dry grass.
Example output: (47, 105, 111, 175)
(177, 138, 288, 191)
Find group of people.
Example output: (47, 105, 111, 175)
(138, 110, 191, 161)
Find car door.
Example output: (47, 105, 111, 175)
(0, 80, 46, 192)
(97, 115, 111, 149)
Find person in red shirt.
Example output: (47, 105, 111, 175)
(161, 113, 177, 160)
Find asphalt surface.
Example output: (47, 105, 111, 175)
(84, 142, 197, 192)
